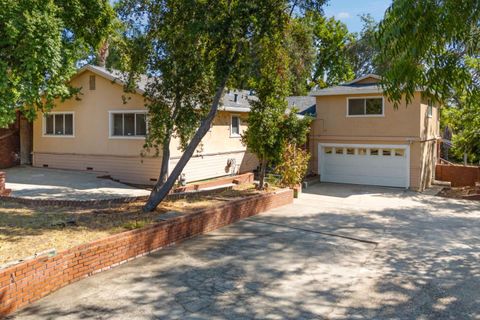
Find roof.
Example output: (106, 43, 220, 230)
(76, 64, 151, 95)
(220, 89, 256, 113)
(310, 74, 383, 96)
(286, 96, 316, 116)
(76, 65, 312, 116)
(344, 74, 382, 85)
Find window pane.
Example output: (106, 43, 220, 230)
(64, 114, 73, 135)
(124, 114, 135, 136)
(135, 114, 147, 136)
(370, 149, 379, 156)
(45, 115, 54, 135)
(348, 99, 364, 115)
(346, 148, 355, 155)
(324, 147, 333, 154)
(395, 149, 405, 157)
(366, 98, 382, 115)
(113, 114, 123, 136)
(231, 116, 240, 135)
(382, 149, 391, 156)
(335, 148, 344, 155)
(427, 105, 433, 117)
(358, 148, 367, 155)
(54, 114, 64, 135)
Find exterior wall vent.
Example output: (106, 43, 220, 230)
(89, 75, 96, 90)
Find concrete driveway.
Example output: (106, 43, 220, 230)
(11, 183, 480, 319)
(3, 166, 149, 200)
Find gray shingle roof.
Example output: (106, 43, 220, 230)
(79, 65, 314, 116)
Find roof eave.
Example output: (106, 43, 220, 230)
(76, 65, 146, 95)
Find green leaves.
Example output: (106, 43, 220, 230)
(0, 0, 114, 127)
(377, 0, 480, 107)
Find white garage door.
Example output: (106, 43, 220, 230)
(319, 144, 410, 188)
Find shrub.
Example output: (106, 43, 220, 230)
(275, 144, 310, 188)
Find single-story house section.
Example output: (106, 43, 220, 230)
(32, 65, 259, 185)
(309, 74, 441, 191)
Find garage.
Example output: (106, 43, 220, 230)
(318, 143, 410, 188)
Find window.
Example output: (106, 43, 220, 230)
(394, 149, 405, 157)
(369, 148, 379, 156)
(335, 148, 344, 155)
(358, 148, 367, 155)
(231, 115, 240, 137)
(110, 112, 147, 137)
(346, 148, 355, 155)
(382, 149, 392, 156)
(427, 100, 433, 118)
(347, 98, 383, 116)
(324, 147, 333, 154)
(44, 113, 74, 136)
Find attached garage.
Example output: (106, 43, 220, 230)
(318, 143, 410, 188)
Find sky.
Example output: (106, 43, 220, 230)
(323, 0, 392, 33)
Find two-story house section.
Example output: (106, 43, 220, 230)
(309, 74, 440, 191)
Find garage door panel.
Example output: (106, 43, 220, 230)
(320, 144, 409, 188)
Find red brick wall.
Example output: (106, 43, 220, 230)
(436, 164, 480, 187)
(0, 189, 293, 317)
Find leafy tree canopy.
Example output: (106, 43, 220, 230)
(377, 0, 480, 106)
(306, 12, 355, 89)
(0, 0, 115, 127)
(114, 0, 324, 210)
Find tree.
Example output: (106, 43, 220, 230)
(377, 0, 479, 161)
(242, 34, 312, 189)
(346, 14, 384, 77)
(0, 0, 115, 127)
(441, 96, 480, 163)
(377, 0, 480, 107)
(306, 13, 355, 89)
(116, 1, 325, 211)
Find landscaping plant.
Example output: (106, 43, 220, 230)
(275, 143, 311, 189)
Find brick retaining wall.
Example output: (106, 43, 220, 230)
(0, 188, 293, 317)
(435, 164, 480, 187)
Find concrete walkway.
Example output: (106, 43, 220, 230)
(11, 183, 480, 319)
(4, 166, 149, 200)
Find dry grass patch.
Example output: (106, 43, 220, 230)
(0, 184, 262, 265)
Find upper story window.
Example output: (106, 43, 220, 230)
(110, 111, 147, 138)
(347, 97, 384, 117)
(427, 100, 433, 118)
(231, 115, 241, 137)
(43, 112, 74, 137)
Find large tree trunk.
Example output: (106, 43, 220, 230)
(143, 77, 229, 212)
(151, 135, 171, 193)
(258, 157, 267, 190)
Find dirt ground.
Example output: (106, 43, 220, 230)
(437, 186, 480, 199)
(0, 184, 261, 266)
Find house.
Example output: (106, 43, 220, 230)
(31, 65, 258, 185)
(309, 74, 440, 191)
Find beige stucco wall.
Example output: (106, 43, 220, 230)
(310, 91, 439, 190)
(32, 70, 257, 185)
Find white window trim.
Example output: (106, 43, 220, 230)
(230, 114, 241, 138)
(108, 110, 148, 140)
(318, 143, 410, 189)
(42, 111, 75, 138)
(346, 96, 385, 118)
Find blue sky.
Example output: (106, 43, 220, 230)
(323, 0, 392, 33)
